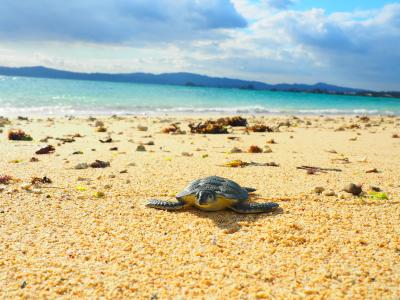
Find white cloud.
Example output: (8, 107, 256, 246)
(211, 2, 400, 89)
(263, 0, 295, 10)
(0, 0, 246, 44)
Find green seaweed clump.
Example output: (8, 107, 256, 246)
(368, 191, 388, 200)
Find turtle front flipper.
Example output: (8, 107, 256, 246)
(146, 199, 187, 210)
(229, 202, 279, 213)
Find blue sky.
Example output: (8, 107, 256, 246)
(0, 0, 399, 90)
(282, 0, 395, 12)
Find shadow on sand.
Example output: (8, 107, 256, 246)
(182, 207, 284, 231)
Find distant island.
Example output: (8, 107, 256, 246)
(0, 66, 399, 98)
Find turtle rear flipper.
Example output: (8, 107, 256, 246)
(244, 187, 256, 193)
(146, 199, 187, 210)
(229, 202, 278, 213)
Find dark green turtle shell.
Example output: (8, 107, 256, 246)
(176, 176, 249, 201)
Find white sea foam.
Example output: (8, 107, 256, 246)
(0, 105, 397, 116)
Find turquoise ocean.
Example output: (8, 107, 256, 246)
(0, 76, 399, 116)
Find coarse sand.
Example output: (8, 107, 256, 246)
(1, 115, 400, 299)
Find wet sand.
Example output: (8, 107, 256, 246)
(1, 115, 400, 299)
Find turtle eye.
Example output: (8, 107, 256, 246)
(196, 191, 214, 204)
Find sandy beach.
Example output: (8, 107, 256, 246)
(1, 115, 400, 299)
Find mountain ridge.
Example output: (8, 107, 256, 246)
(0, 65, 384, 94)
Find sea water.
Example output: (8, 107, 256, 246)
(0, 75, 399, 116)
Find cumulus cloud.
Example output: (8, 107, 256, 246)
(280, 4, 400, 88)
(0, 0, 247, 44)
(217, 1, 400, 89)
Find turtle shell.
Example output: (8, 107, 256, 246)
(176, 176, 249, 201)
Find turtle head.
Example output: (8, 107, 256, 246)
(195, 190, 216, 206)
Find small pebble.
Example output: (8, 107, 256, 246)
(338, 191, 350, 199)
(21, 183, 32, 191)
(370, 186, 382, 192)
(229, 147, 242, 153)
(136, 145, 146, 152)
(323, 190, 336, 197)
(74, 163, 89, 170)
(223, 226, 240, 234)
(263, 145, 273, 153)
(307, 169, 316, 175)
(96, 127, 107, 132)
(314, 187, 325, 194)
(137, 125, 148, 131)
(32, 188, 42, 194)
(248, 145, 263, 153)
(90, 160, 110, 168)
(95, 120, 104, 127)
(343, 183, 363, 196)
(93, 191, 105, 198)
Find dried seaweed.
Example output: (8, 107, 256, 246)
(56, 137, 76, 144)
(247, 124, 274, 133)
(8, 129, 33, 141)
(161, 124, 185, 134)
(188, 121, 228, 134)
(0, 175, 13, 184)
(216, 116, 247, 127)
(31, 176, 52, 184)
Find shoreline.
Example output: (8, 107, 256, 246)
(1, 111, 400, 118)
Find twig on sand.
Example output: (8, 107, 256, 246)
(296, 165, 342, 174)
(38, 186, 65, 189)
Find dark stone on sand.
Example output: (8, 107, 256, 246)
(343, 183, 362, 196)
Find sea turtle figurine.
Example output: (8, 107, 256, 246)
(146, 176, 279, 213)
